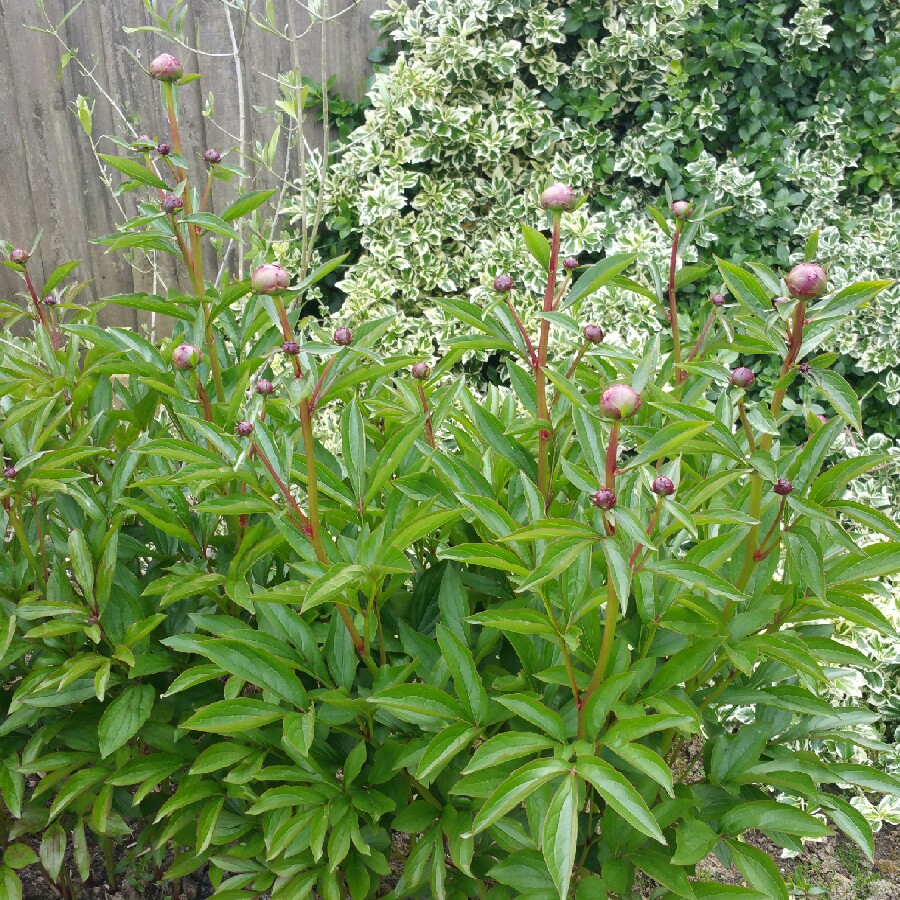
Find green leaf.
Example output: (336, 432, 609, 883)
(98, 684, 154, 758)
(41, 261, 79, 298)
(562, 254, 637, 310)
(611, 743, 674, 798)
(463, 732, 559, 774)
(0, 866, 22, 900)
(830, 542, 900, 585)
(522, 223, 550, 270)
(715, 258, 770, 320)
(803, 230, 819, 262)
(807, 369, 862, 433)
(2, 845, 38, 871)
(720, 801, 832, 839)
(303, 564, 367, 612)
(368, 685, 466, 727)
(576, 756, 665, 843)
(623, 421, 711, 470)
(496, 694, 567, 742)
(181, 213, 240, 241)
(644, 638, 721, 697)
(671, 819, 719, 866)
(470, 759, 569, 835)
(39, 823, 66, 881)
(468, 608, 557, 638)
(67, 529, 94, 600)
(197, 639, 308, 708)
(726, 839, 788, 900)
(220, 188, 277, 222)
(437, 625, 489, 724)
(542, 775, 579, 900)
(820, 795, 874, 863)
(99, 153, 170, 189)
(439, 544, 530, 575)
(417, 723, 479, 786)
(181, 699, 286, 734)
(647, 560, 746, 602)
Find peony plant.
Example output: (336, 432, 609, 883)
(2, 50, 900, 900)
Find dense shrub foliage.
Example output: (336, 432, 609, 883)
(303, 0, 900, 388)
(2, 45, 900, 897)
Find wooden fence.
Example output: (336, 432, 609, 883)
(0, 0, 385, 329)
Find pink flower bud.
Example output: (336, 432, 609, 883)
(255, 379, 275, 396)
(203, 148, 222, 165)
(798, 362, 811, 374)
(670, 200, 692, 219)
(235, 421, 254, 437)
(10, 248, 29, 264)
(774, 478, 794, 496)
(333, 327, 353, 346)
(652, 476, 675, 496)
(710, 294, 726, 307)
(583, 324, 605, 344)
(599, 384, 642, 420)
(156, 142, 172, 157)
(162, 194, 184, 215)
(3, 466, 17, 480)
(411, 362, 431, 381)
(172, 343, 202, 370)
(493, 274, 514, 293)
(252, 263, 290, 295)
(149, 53, 183, 82)
(540, 183, 578, 212)
(730, 367, 755, 388)
(43, 294, 58, 307)
(592, 488, 616, 510)
(282, 341, 300, 356)
(785, 262, 827, 299)
(563, 256, 579, 270)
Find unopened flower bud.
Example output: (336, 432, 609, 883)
(798, 362, 811, 374)
(172, 343, 202, 370)
(730, 366, 755, 388)
(670, 200, 692, 219)
(162, 194, 183, 215)
(3, 466, 17, 480)
(774, 478, 794, 496)
(10, 248, 29, 264)
(583, 324, 605, 344)
(599, 384, 642, 420)
(411, 361, 431, 381)
(563, 256, 579, 271)
(255, 378, 275, 396)
(149, 52, 183, 82)
(156, 142, 172, 157)
(282, 341, 300, 356)
(235, 421, 254, 437)
(785, 262, 827, 299)
(652, 476, 675, 496)
(540, 183, 578, 212)
(43, 294, 58, 307)
(203, 148, 222, 165)
(710, 294, 726, 308)
(493, 274, 514, 293)
(592, 488, 616, 510)
(333, 326, 353, 346)
(251, 263, 290, 295)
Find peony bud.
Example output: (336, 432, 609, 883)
(172, 343, 202, 370)
(43, 294, 58, 307)
(774, 478, 794, 496)
(599, 384, 642, 420)
(156, 142, 172, 157)
(583, 324, 605, 344)
(592, 487, 616, 510)
(710, 293, 726, 308)
(785, 263, 827, 299)
(493, 274, 514, 293)
(202, 148, 222, 165)
(670, 200, 692, 219)
(149, 53, 183, 82)
(162, 194, 184, 215)
(235, 421, 254, 437)
(282, 341, 300, 356)
(540, 183, 578, 212)
(10, 248, 29, 264)
(3, 466, 17, 480)
(333, 326, 353, 346)
(252, 263, 290, 295)
(798, 362, 811, 374)
(730, 366, 755, 388)
(563, 256, 579, 271)
(411, 361, 431, 381)
(652, 476, 675, 496)
(255, 378, 275, 396)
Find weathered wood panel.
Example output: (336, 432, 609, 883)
(0, 0, 385, 326)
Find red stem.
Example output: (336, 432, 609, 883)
(250, 439, 310, 533)
(309, 354, 338, 413)
(506, 299, 538, 367)
(22, 268, 51, 336)
(418, 384, 436, 449)
(685, 310, 716, 364)
(536, 214, 561, 500)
